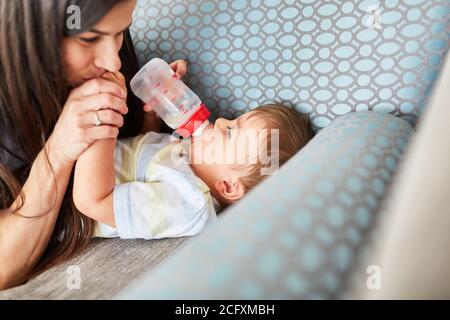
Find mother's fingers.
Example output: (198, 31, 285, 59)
(71, 77, 127, 100)
(87, 109, 124, 128)
(79, 93, 129, 115)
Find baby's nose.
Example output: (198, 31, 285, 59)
(214, 118, 227, 130)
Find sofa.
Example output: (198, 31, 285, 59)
(1, 0, 449, 299)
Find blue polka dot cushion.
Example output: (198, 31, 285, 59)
(130, 0, 450, 129)
(116, 112, 414, 299)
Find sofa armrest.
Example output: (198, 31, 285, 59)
(116, 112, 413, 299)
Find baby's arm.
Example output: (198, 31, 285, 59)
(73, 138, 116, 227)
(73, 72, 127, 228)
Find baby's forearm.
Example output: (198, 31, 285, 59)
(73, 139, 116, 227)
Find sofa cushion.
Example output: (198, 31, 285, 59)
(130, 0, 450, 129)
(116, 112, 414, 299)
(0, 237, 188, 299)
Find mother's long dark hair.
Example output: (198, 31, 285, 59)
(0, 0, 143, 281)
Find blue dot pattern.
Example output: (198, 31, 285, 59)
(130, 0, 450, 129)
(117, 112, 414, 299)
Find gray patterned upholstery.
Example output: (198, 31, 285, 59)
(130, 0, 450, 129)
(117, 112, 413, 299)
(0, 238, 188, 300)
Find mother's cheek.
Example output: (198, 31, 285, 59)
(61, 39, 91, 84)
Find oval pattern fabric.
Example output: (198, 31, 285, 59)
(131, 0, 450, 129)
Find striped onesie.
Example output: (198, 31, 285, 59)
(94, 131, 218, 239)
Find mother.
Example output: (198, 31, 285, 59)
(0, 0, 185, 289)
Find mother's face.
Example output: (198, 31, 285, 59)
(62, 0, 137, 87)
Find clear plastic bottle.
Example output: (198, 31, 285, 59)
(130, 58, 210, 138)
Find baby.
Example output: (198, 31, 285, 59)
(73, 75, 313, 239)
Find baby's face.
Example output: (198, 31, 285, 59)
(190, 111, 267, 169)
(188, 110, 273, 205)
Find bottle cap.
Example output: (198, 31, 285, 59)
(191, 119, 210, 137)
(175, 104, 210, 138)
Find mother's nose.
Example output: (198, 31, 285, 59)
(94, 41, 122, 73)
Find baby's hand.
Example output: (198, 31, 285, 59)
(102, 71, 127, 99)
(170, 60, 187, 79)
(143, 101, 156, 113)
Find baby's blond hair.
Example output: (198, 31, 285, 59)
(238, 103, 313, 192)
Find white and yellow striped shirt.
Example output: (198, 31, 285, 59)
(94, 132, 218, 239)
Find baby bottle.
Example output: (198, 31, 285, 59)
(130, 58, 210, 138)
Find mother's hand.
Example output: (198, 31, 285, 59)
(48, 76, 128, 166)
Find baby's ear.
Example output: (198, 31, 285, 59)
(214, 179, 245, 204)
